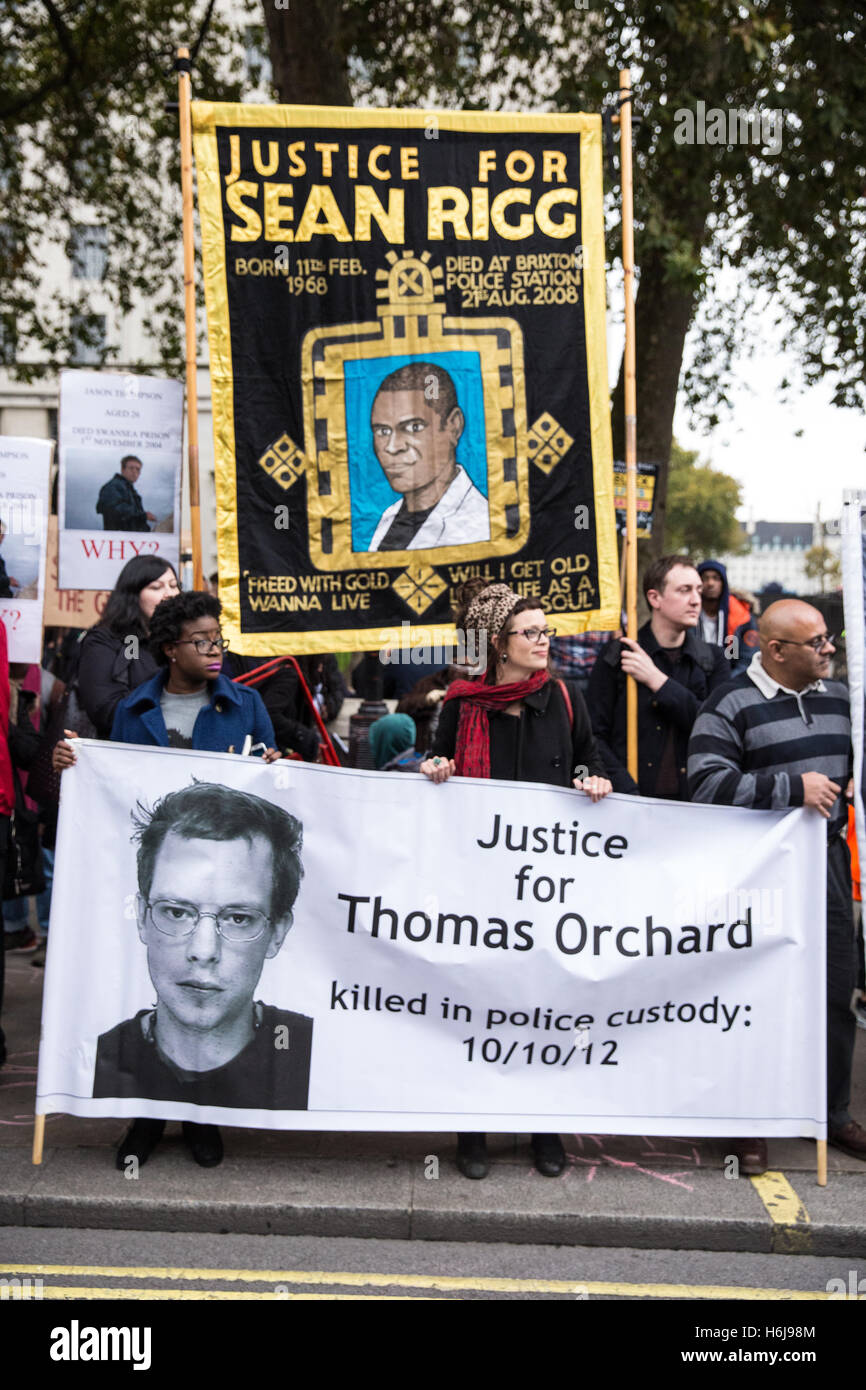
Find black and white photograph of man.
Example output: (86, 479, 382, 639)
(367, 361, 490, 551)
(93, 781, 313, 1110)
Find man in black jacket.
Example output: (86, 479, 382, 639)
(96, 456, 155, 532)
(587, 555, 729, 799)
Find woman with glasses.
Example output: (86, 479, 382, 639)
(53, 591, 279, 1170)
(419, 581, 612, 1180)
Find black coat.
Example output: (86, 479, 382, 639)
(223, 653, 345, 761)
(96, 474, 149, 531)
(432, 677, 607, 787)
(77, 627, 161, 738)
(586, 621, 730, 799)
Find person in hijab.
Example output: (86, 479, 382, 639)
(368, 712, 423, 772)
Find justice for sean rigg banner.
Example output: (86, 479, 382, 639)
(37, 743, 824, 1137)
(192, 104, 619, 655)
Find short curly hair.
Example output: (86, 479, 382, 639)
(148, 590, 221, 664)
(132, 780, 303, 922)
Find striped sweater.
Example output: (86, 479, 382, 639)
(687, 666, 852, 836)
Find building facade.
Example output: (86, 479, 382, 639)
(719, 519, 841, 597)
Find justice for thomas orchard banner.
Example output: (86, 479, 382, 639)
(191, 103, 619, 656)
(58, 369, 182, 591)
(37, 742, 825, 1138)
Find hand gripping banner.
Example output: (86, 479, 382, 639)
(192, 104, 619, 655)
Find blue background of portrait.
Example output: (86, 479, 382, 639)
(343, 351, 488, 552)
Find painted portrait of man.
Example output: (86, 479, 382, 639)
(367, 361, 490, 551)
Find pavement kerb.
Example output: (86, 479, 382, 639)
(1, 1147, 864, 1257)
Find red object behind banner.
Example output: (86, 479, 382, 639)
(232, 656, 342, 766)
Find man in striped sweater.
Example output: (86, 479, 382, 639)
(688, 599, 865, 1172)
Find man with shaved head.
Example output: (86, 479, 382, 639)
(689, 599, 864, 1171)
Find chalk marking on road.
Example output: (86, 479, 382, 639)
(0, 1265, 831, 1299)
(750, 1171, 812, 1254)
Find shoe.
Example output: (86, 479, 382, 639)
(115, 1118, 165, 1171)
(30, 941, 46, 968)
(531, 1132, 567, 1177)
(730, 1137, 768, 1176)
(4, 929, 37, 952)
(828, 1120, 866, 1162)
(182, 1121, 223, 1168)
(456, 1132, 489, 1180)
(855, 998, 866, 1032)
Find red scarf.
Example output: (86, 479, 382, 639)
(444, 670, 550, 778)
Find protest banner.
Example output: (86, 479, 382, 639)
(42, 517, 110, 629)
(842, 489, 866, 899)
(58, 369, 183, 590)
(614, 461, 657, 538)
(0, 436, 51, 662)
(190, 103, 619, 655)
(36, 742, 824, 1140)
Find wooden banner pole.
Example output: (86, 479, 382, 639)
(816, 1138, 827, 1186)
(177, 45, 204, 591)
(619, 68, 638, 782)
(32, 1112, 45, 1165)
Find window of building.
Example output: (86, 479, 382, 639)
(70, 224, 107, 280)
(0, 315, 17, 365)
(70, 312, 106, 364)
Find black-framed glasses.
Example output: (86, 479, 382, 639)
(773, 633, 837, 652)
(508, 627, 557, 643)
(173, 635, 230, 654)
(144, 898, 271, 943)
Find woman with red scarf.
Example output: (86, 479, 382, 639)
(420, 582, 612, 1179)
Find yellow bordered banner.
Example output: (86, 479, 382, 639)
(192, 103, 619, 655)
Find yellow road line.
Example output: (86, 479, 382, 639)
(11, 1286, 436, 1300)
(0, 1265, 830, 1300)
(750, 1171, 812, 1254)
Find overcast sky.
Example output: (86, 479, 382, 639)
(672, 354, 865, 527)
(607, 311, 865, 529)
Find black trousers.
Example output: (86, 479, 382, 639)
(0, 814, 11, 1063)
(827, 833, 858, 1130)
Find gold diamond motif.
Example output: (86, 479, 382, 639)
(392, 562, 448, 615)
(528, 413, 574, 475)
(258, 433, 307, 491)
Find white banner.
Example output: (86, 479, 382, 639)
(58, 369, 182, 590)
(842, 489, 866, 899)
(37, 742, 826, 1138)
(0, 436, 51, 663)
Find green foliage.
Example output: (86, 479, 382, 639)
(3, 0, 865, 439)
(804, 543, 842, 591)
(0, 0, 253, 375)
(664, 440, 748, 557)
(336, 0, 866, 422)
